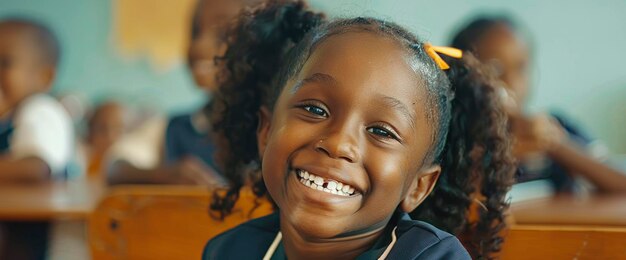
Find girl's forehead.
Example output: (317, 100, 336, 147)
(296, 31, 428, 103)
(281, 31, 433, 134)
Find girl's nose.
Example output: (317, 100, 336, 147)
(315, 125, 361, 163)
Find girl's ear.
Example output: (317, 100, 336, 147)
(400, 165, 441, 212)
(256, 106, 272, 159)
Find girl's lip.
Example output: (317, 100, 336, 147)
(289, 171, 362, 204)
(291, 164, 362, 195)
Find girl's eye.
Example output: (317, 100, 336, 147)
(367, 126, 400, 141)
(302, 105, 328, 117)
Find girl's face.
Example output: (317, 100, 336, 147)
(189, 30, 223, 92)
(257, 32, 441, 239)
(475, 24, 530, 110)
(188, 0, 242, 92)
(0, 25, 53, 117)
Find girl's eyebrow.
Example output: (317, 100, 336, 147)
(291, 73, 337, 93)
(376, 95, 417, 131)
(290, 73, 417, 130)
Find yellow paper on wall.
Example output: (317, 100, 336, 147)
(113, 0, 196, 70)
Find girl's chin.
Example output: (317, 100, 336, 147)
(294, 222, 346, 240)
(287, 216, 387, 242)
(283, 212, 348, 239)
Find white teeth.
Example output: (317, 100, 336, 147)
(295, 169, 356, 196)
(314, 176, 324, 185)
(327, 181, 337, 190)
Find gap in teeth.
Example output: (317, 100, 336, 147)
(296, 169, 355, 196)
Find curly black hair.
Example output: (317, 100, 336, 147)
(209, 0, 325, 217)
(410, 54, 515, 259)
(211, 3, 514, 258)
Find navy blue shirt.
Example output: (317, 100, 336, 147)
(164, 113, 218, 171)
(0, 118, 14, 153)
(203, 212, 470, 259)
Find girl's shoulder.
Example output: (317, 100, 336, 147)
(387, 214, 471, 259)
(202, 212, 279, 259)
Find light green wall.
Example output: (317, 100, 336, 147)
(2, 0, 625, 152)
(0, 0, 206, 115)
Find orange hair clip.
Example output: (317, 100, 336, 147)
(423, 43, 463, 70)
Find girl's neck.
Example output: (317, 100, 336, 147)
(279, 217, 389, 260)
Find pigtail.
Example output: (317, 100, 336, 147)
(210, 0, 324, 218)
(410, 54, 516, 259)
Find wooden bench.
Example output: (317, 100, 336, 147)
(88, 185, 272, 259)
(500, 225, 626, 259)
(510, 194, 626, 227)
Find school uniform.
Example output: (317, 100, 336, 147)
(203, 211, 470, 259)
(0, 94, 73, 260)
(0, 93, 74, 177)
(164, 110, 218, 170)
(0, 118, 13, 152)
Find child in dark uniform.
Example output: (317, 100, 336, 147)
(207, 1, 515, 259)
(451, 16, 626, 193)
(107, 0, 248, 186)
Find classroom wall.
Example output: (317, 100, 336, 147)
(0, 0, 206, 116)
(1, 0, 625, 153)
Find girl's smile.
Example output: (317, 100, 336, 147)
(285, 164, 363, 215)
(294, 168, 357, 197)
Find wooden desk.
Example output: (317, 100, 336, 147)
(511, 194, 626, 227)
(0, 178, 105, 221)
(89, 185, 273, 259)
(501, 225, 626, 259)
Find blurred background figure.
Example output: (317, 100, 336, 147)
(450, 16, 626, 194)
(105, 0, 252, 186)
(0, 18, 73, 183)
(78, 101, 128, 178)
(0, 17, 74, 260)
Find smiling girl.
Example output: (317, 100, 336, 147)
(202, 10, 506, 260)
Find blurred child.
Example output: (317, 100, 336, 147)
(0, 18, 73, 260)
(204, 2, 516, 258)
(106, 0, 250, 186)
(77, 101, 128, 177)
(0, 18, 73, 183)
(451, 16, 626, 193)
